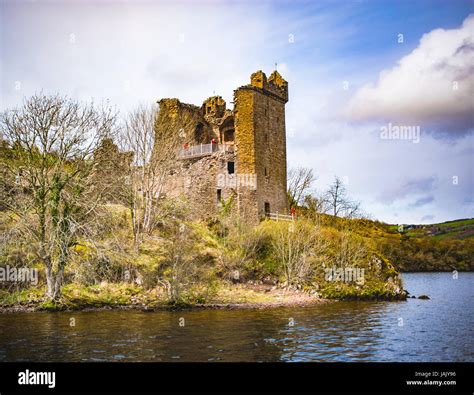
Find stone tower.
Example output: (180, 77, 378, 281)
(234, 70, 289, 219)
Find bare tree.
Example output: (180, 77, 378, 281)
(119, 104, 195, 249)
(217, 209, 267, 281)
(324, 176, 361, 218)
(155, 201, 201, 303)
(344, 200, 362, 219)
(271, 221, 325, 287)
(160, 223, 197, 303)
(287, 167, 316, 208)
(120, 105, 159, 248)
(92, 138, 132, 204)
(334, 230, 367, 269)
(0, 93, 116, 299)
(302, 194, 326, 216)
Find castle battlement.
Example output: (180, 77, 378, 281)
(235, 70, 288, 104)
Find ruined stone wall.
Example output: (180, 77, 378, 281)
(93, 138, 133, 204)
(155, 99, 213, 148)
(155, 70, 288, 223)
(162, 151, 237, 220)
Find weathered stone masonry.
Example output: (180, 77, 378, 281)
(155, 70, 289, 222)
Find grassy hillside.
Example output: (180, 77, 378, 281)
(386, 218, 474, 240)
(1, 201, 471, 311)
(0, 205, 408, 310)
(354, 217, 473, 272)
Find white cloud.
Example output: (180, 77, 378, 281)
(288, 122, 474, 224)
(347, 14, 474, 135)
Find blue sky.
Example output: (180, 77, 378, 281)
(1, 0, 473, 224)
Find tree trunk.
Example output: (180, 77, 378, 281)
(45, 265, 55, 299)
(52, 267, 64, 300)
(45, 265, 64, 301)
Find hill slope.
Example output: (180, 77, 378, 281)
(352, 217, 473, 272)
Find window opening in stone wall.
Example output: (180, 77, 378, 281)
(264, 202, 270, 215)
(224, 129, 234, 142)
(195, 123, 204, 142)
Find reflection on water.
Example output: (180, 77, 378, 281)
(0, 273, 473, 362)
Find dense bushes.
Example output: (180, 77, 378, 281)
(0, 203, 412, 305)
(209, 216, 405, 300)
(378, 237, 473, 272)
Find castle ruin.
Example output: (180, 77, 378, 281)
(156, 70, 289, 222)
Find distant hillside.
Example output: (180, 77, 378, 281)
(287, 212, 473, 273)
(369, 218, 473, 272)
(386, 218, 474, 240)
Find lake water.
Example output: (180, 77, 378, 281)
(0, 272, 473, 362)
